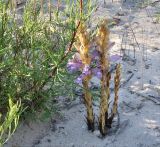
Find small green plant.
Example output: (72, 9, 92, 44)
(0, 97, 22, 147)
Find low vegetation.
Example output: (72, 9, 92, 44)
(0, 0, 94, 145)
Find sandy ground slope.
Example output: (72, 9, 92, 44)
(5, 0, 160, 147)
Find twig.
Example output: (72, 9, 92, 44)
(120, 31, 125, 56)
(128, 89, 160, 105)
(120, 72, 134, 87)
(40, 0, 44, 16)
(128, 24, 141, 51)
(48, 0, 51, 21)
(141, 0, 160, 8)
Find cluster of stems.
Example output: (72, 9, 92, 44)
(97, 20, 121, 136)
(71, 20, 121, 136)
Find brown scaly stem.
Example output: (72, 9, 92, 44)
(99, 52, 108, 135)
(82, 67, 94, 131)
(105, 71, 111, 128)
(76, 22, 95, 131)
(82, 78, 94, 131)
(108, 64, 121, 126)
(97, 20, 109, 136)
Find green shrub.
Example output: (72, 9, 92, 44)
(0, 0, 94, 119)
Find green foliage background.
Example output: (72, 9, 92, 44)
(0, 0, 95, 145)
(0, 0, 94, 120)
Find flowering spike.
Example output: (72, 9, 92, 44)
(97, 20, 110, 136)
(67, 20, 121, 135)
(108, 64, 121, 126)
(76, 22, 95, 131)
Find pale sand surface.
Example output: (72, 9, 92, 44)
(5, 0, 160, 147)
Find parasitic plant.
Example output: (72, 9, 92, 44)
(75, 23, 95, 131)
(96, 20, 110, 135)
(96, 21, 121, 136)
(108, 64, 121, 127)
(67, 19, 121, 136)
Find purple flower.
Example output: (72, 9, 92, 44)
(109, 54, 121, 62)
(67, 60, 82, 73)
(92, 68, 102, 79)
(91, 50, 100, 60)
(82, 65, 91, 76)
(75, 65, 91, 85)
(67, 53, 83, 73)
(75, 74, 83, 85)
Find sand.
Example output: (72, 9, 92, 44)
(5, 0, 160, 147)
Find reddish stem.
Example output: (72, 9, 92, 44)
(80, 0, 83, 17)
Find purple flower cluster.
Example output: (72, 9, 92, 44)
(92, 68, 102, 79)
(67, 43, 121, 85)
(67, 53, 83, 73)
(75, 66, 102, 85)
(75, 65, 91, 85)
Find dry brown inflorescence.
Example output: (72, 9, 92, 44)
(75, 23, 95, 131)
(75, 20, 121, 136)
